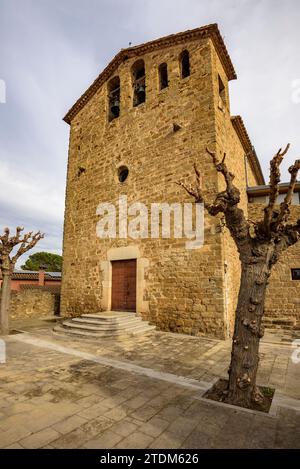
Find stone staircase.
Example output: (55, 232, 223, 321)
(53, 311, 156, 339)
(263, 316, 297, 330)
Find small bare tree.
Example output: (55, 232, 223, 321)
(0, 227, 44, 335)
(178, 145, 300, 408)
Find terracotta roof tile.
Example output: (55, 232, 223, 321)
(11, 270, 61, 280)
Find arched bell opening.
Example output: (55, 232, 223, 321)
(132, 59, 146, 107)
(108, 76, 120, 122)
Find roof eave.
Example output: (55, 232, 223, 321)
(231, 116, 265, 186)
(248, 182, 300, 197)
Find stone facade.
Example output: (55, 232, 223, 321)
(4, 288, 59, 320)
(60, 24, 299, 338)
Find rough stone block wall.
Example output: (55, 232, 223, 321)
(61, 36, 231, 338)
(61, 31, 266, 339)
(248, 204, 300, 327)
(211, 46, 261, 337)
(4, 289, 58, 320)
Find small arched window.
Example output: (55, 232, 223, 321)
(180, 50, 190, 79)
(132, 59, 146, 107)
(159, 63, 168, 90)
(108, 76, 120, 122)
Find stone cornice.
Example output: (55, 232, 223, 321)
(63, 23, 236, 124)
(231, 115, 265, 185)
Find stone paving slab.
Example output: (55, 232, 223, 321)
(0, 323, 299, 448)
(12, 318, 300, 399)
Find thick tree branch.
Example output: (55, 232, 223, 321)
(0, 227, 10, 244)
(177, 149, 239, 212)
(262, 144, 290, 236)
(10, 226, 24, 245)
(275, 159, 300, 229)
(0, 227, 44, 273)
(11, 231, 44, 266)
(272, 220, 300, 264)
(175, 163, 204, 203)
(206, 148, 237, 198)
(177, 148, 251, 250)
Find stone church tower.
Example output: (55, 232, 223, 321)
(61, 24, 300, 338)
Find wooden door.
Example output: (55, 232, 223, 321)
(111, 259, 137, 312)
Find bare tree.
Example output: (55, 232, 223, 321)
(0, 227, 44, 335)
(177, 146, 300, 408)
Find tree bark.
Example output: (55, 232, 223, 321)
(0, 272, 11, 335)
(225, 257, 270, 407)
(178, 146, 300, 409)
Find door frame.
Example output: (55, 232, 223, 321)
(100, 245, 149, 315)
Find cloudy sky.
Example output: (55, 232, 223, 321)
(0, 0, 299, 264)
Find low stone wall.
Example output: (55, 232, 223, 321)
(0, 288, 60, 320)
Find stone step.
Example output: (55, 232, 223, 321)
(77, 316, 141, 325)
(53, 311, 156, 339)
(53, 325, 122, 338)
(274, 317, 295, 324)
(61, 320, 150, 332)
(264, 324, 295, 331)
(53, 323, 156, 339)
(81, 313, 135, 321)
(263, 315, 298, 330)
(265, 324, 295, 330)
(71, 316, 143, 327)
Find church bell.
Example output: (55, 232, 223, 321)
(110, 98, 120, 117)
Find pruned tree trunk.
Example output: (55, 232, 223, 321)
(178, 146, 300, 409)
(226, 258, 270, 407)
(0, 272, 11, 335)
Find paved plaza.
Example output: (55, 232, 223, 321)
(0, 318, 299, 449)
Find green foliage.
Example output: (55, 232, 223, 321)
(262, 386, 275, 397)
(21, 252, 62, 272)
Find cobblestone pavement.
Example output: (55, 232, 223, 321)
(0, 319, 299, 448)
